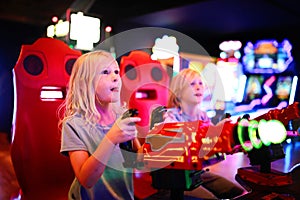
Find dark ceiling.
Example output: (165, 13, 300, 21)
(2, 0, 300, 36)
(1, 0, 300, 64)
(0, 0, 202, 27)
(0, 0, 73, 25)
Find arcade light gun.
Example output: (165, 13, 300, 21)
(119, 108, 141, 168)
(141, 102, 300, 192)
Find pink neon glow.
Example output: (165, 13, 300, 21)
(105, 26, 112, 33)
(261, 76, 276, 105)
(52, 16, 58, 23)
(235, 98, 261, 112)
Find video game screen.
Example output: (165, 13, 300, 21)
(242, 75, 294, 108)
(243, 75, 264, 103)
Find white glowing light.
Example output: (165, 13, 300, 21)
(40, 86, 64, 101)
(151, 35, 179, 59)
(258, 119, 286, 145)
(151, 35, 180, 73)
(219, 40, 242, 51)
(70, 12, 101, 51)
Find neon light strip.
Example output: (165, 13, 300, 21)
(289, 163, 300, 173)
(257, 119, 272, 146)
(40, 86, 64, 101)
(237, 119, 253, 152)
(40, 91, 63, 99)
(234, 98, 261, 112)
(248, 120, 262, 149)
(282, 40, 294, 71)
(237, 75, 247, 102)
(261, 76, 275, 105)
(11, 70, 17, 143)
(238, 119, 287, 151)
(289, 76, 298, 104)
(277, 101, 288, 109)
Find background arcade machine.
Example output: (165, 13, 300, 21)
(119, 50, 170, 199)
(210, 40, 245, 124)
(119, 50, 170, 144)
(11, 37, 82, 200)
(219, 39, 300, 198)
(231, 39, 298, 121)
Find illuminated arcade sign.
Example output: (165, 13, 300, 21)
(242, 39, 293, 74)
(70, 12, 101, 51)
(151, 35, 180, 73)
(46, 12, 101, 51)
(218, 40, 242, 63)
(237, 119, 287, 151)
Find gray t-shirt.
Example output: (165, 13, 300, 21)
(60, 114, 134, 200)
(164, 107, 210, 123)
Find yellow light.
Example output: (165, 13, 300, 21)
(47, 25, 55, 37)
(55, 20, 70, 37)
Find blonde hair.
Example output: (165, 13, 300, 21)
(167, 68, 203, 108)
(58, 50, 122, 128)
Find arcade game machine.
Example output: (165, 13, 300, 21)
(138, 41, 300, 199)
(222, 39, 300, 199)
(231, 39, 298, 122)
(119, 50, 170, 199)
(141, 101, 300, 200)
(11, 38, 82, 200)
(119, 50, 170, 143)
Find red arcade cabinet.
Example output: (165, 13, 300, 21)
(11, 38, 81, 200)
(119, 50, 170, 142)
(119, 50, 170, 199)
